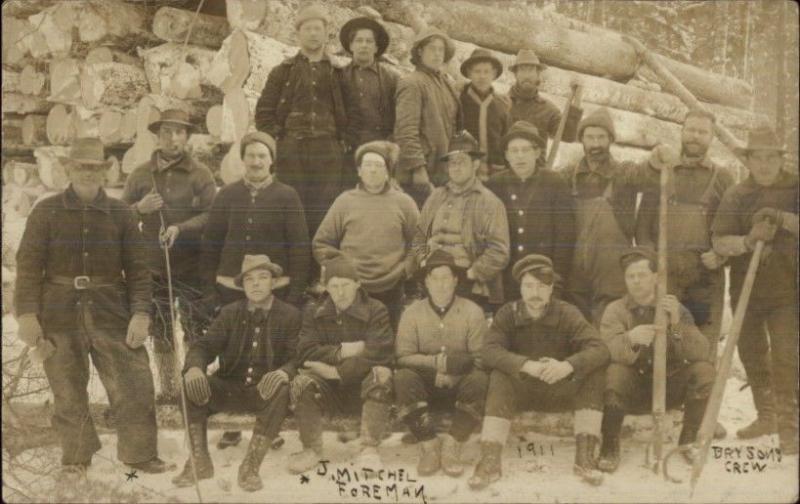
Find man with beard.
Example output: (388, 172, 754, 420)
(123, 109, 217, 403)
(712, 127, 799, 454)
(507, 49, 582, 162)
(469, 254, 609, 489)
(487, 121, 575, 302)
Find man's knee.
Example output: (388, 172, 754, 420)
(484, 370, 517, 419)
(290, 374, 322, 407)
(361, 366, 393, 403)
(686, 361, 715, 398)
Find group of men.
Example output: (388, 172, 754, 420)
(12, 1, 798, 496)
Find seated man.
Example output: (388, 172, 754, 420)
(470, 254, 610, 489)
(288, 256, 394, 473)
(597, 247, 715, 472)
(395, 249, 488, 477)
(173, 255, 302, 492)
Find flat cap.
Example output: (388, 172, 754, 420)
(512, 254, 554, 283)
(619, 246, 658, 272)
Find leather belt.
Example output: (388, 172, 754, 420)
(47, 275, 121, 290)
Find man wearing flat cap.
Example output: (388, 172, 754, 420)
(711, 126, 799, 454)
(395, 249, 488, 478)
(288, 255, 394, 474)
(255, 3, 361, 242)
(486, 120, 576, 302)
(313, 140, 419, 329)
(459, 48, 512, 180)
(174, 255, 302, 491)
(470, 254, 609, 489)
(596, 247, 715, 472)
(507, 49, 582, 161)
(123, 108, 217, 404)
(394, 27, 463, 208)
(15, 138, 174, 479)
(413, 130, 510, 311)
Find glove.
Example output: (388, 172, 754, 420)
(17, 314, 43, 347)
(125, 312, 151, 349)
(339, 341, 365, 360)
(648, 144, 681, 171)
(445, 352, 473, 375)
(258, 369, 289, 400)
(746, 219, 778, 248)
(184, 367, 211, 406)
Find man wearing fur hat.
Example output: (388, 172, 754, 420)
(313, 140, 419, 329)
(394, 27, 463, 208)
(486, 120, 575, 302)
(288, 256, 394, 473)
(15, 138, 174, 479)
(255, 4, 361, 240)
(122, 108, 217, 404)
(413, 131, 510, 311)
(507, 49, 582, 161)
(395, 249, 488, 478)
(469, 254, 609, 489)
(459, 48, 512, 181)
(173, 255, 302, 491)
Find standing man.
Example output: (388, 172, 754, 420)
(395, 250, 488, 478)
(313, 141, 419, 329)
(255, 4, 360, 240)
(487, 121, 575, 301)
(507, 49, 582, 161)
(123, 109, 217, 404)
(15, 138, 173, 478)
(635, 110, 734, 359)
(459, 48, 512, 181)
(469, 255, 609, 489)
(288, 256, 394, 473)
(597, 248, 715, 472)
(173, 255, 301, 492)
(712, 127, 799, 454)
(413, 131, 510, 311)
(394, 27, 462, 208)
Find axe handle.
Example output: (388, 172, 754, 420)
(545, 83, 582, 170)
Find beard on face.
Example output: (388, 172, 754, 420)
(585, 145, 610, 160)
(681, 142, 709, 158)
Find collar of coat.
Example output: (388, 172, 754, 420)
(740, 169, 797, 192)
(445, 176, 483, 195)
(576, 154, 619, 179)
(62, 185, 112, 214)
(512, 298, 560, 327)
(283, 50, 345, 70)
(466, 84, 495, 103)
(509, 84, 544, 102)
(150, 150, 193, 173)
(346, 59, 380, 74)
(314, 288, 372, 322)
(623, 294, 656, 312)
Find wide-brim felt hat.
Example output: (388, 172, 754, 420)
(340, 17, 390, 59)
(736, 126, 786, 155)
(411, 27, 456, 64)
(235, 254, 285, 287)
(460, 48, 503, 78)
(439, 130, 485, 161)
(57, 137, 111, 168)
(510, 48, 547, 72)
(147, 108, 196, 134)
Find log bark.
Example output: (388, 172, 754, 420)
(3, 93, 52, 114)
(85, 47, 141, 66)
(152, 6, 229, 48)
(138, 43, 220, 100)
(19, 65, 47, 96)
(80, 62, 149, 109)
(21, 115, 48, 146)
(48, 58, 83, 105)
(46, 104, 74, 145)
(76, 0, 153, 49)
(3, 71, 21, 94)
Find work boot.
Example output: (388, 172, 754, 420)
(217, 431, 242, 450)
(678, 398, 707, 447)
(468, 441, 503, 490)
(737, 387, 777, 439)
(172, 423, 214, 487)
(127, 456, 176, 474)
(417, 437, 442, 476)
(290, 379, 324, 474)
(238, 434, 271, 492)
(597, 406, 623, 473)
(440, 433, 464, 477)
(288, 447, 323, 474)
(574, 434, 603, 486)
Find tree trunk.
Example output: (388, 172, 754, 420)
(85, 47, 141, 66)
(19, 65, 47, 96)
(21, 114, 48, 146)
(46, 104, 74, 145)
(3, 93, 52, 114)
(152, 6, 230, 48)
(139, 43, 220, 100)
(48, 58, 83, 105)
(80, 62, 149, 109)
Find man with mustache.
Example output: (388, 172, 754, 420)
(469, 254, 609, 489)
(507, 49, 582, 162)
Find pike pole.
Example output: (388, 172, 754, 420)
(545, 83, 583, 170)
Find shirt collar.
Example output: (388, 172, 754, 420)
(243, 174, 274, 193)
(513, 299, 559, 327)
(297, 51, 330, 64)
(510, 84, 542, 101)
(62, 185, 112, 214)
(315, 289, 371, 322)
(446, 176, 482, 195)
(427, 295, 457, 319)
(467, 84, 494, 101)
(152, 150, 191, 173)
(623, 294, 656, 311)
(248, 296, 274, 313)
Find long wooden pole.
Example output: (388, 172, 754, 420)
(651, 163, 670, 472)
(545, 83, 583, 170)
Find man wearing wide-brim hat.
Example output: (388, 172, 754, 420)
(15, 138, 175, 479)
(173, 255, 302, 491)
(711, 125, 799, 455)
(459, 48, 512, 180)
(122, 108, 217, 404)
(412, 130, 510, 310)
(394, 26, 463, 208)
(507, 48, 583, 161)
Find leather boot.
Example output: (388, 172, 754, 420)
(574, 434, 603, 486)
(404, 408, 439, 476)
(440, 433, 464, 477)
(172, 423, 214, 487)
(357, 400, 390, 474)
(737, 386, 778, 439)
(679, 398, 706, 446)
(238, 434, 271, 492)
(418, 437, 442, 476)
(597, 407, 624, 473)
(289, 382, 324, 474)
(468, 441, 503, 490)
(127, 457, 176, 474)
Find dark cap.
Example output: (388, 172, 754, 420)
(512, 254, 556, 284)
(421, 249, 464, 276)
(439, 130, 485, 162)
(322, 255, 360, 284)
(501, 120, 546, 151)
(339, 17, 390, 58)
(619, 246, 658, 272)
